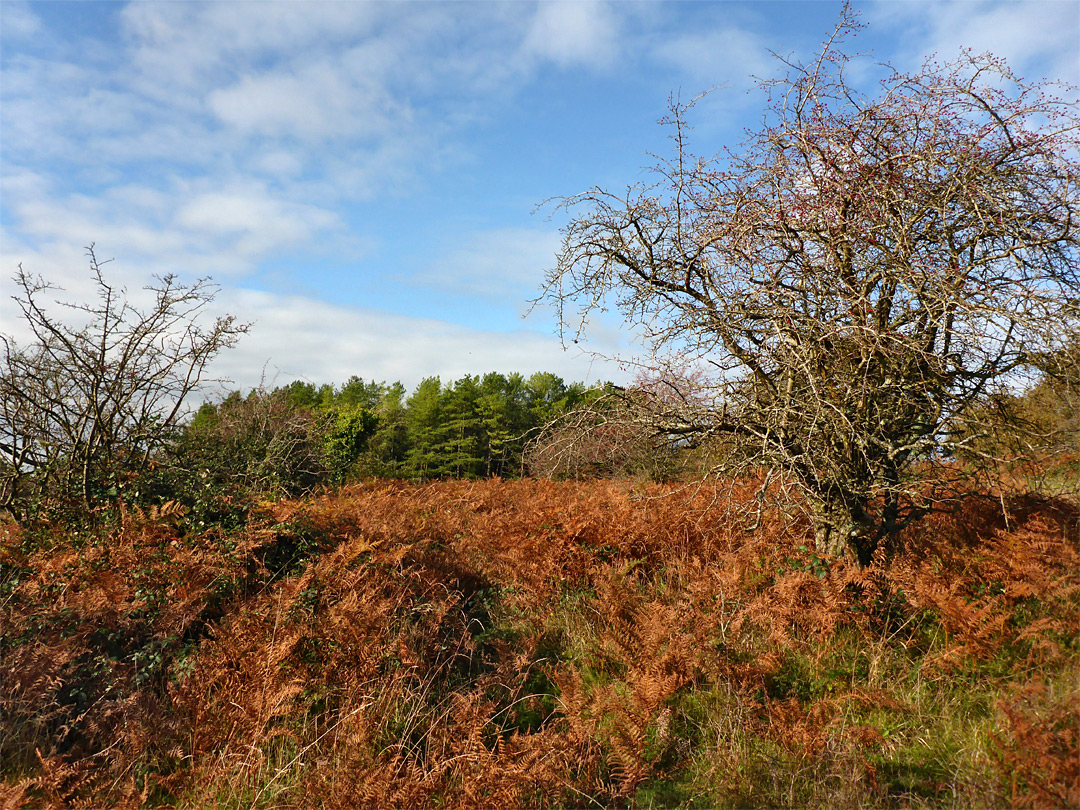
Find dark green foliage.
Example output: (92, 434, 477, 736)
(335, 375, 387, 410)
(435, 375, 485, 478)
(404, 376, 445, 479)
(312, 371, 598, 482)
(362, 382, 410, 477)
(174, 389, 327, 498)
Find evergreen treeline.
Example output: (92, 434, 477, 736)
(177, 372, 599, 499)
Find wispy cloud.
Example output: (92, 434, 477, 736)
(0, 1, 42, 41)
(410, 228, 563, 305)
(174, 186, 342, 257)
(118, 2, 383, 94)
(1, 172, 350, 276)
(652, 26, 773, 90)
(867, 0, 1080, 87)
(207, 52, 412, 142)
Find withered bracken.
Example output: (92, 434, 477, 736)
(2, 478, 1076, 808)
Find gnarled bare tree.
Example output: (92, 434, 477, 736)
(0, 246, 249, 521)
(539, 10, 1080, 565)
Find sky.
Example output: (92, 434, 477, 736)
(2, 0, 1078, 397)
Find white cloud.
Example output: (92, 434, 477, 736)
(119, 1, 381, 94)
(10, 186, 184, 261)
(207, 289, 630, 393)
(0, 53, 223, 179)
(2, 4, 511, 204)
(252, 150, 305, 179)
(0, 2, 42, 40)
(175, 189, 339, 244)
(521, 1, 621, 69)
(3, 0, 648, 224)
(208, 58, 410, 142)
(1, 173, 349, 285)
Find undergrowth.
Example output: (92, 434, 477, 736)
(1, 480, 1077, 808)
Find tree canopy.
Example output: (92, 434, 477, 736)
(540, 8, 1080, 564)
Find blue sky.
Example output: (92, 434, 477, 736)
(2, 0, 1078, 394)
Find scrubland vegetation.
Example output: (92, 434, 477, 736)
(2, 473, 1077, 808)
(4, 8, 1079, 807)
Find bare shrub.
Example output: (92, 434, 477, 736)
(0, 246, 247, 522)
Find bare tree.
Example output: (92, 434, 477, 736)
(525, 388, 675, 481)
(539, 9, 1080, 565)
(0, 246, 249, 521)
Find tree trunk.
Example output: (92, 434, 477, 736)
(811, 497, 877, 566)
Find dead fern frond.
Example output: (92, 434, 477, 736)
(994, 680, 1080, 810)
